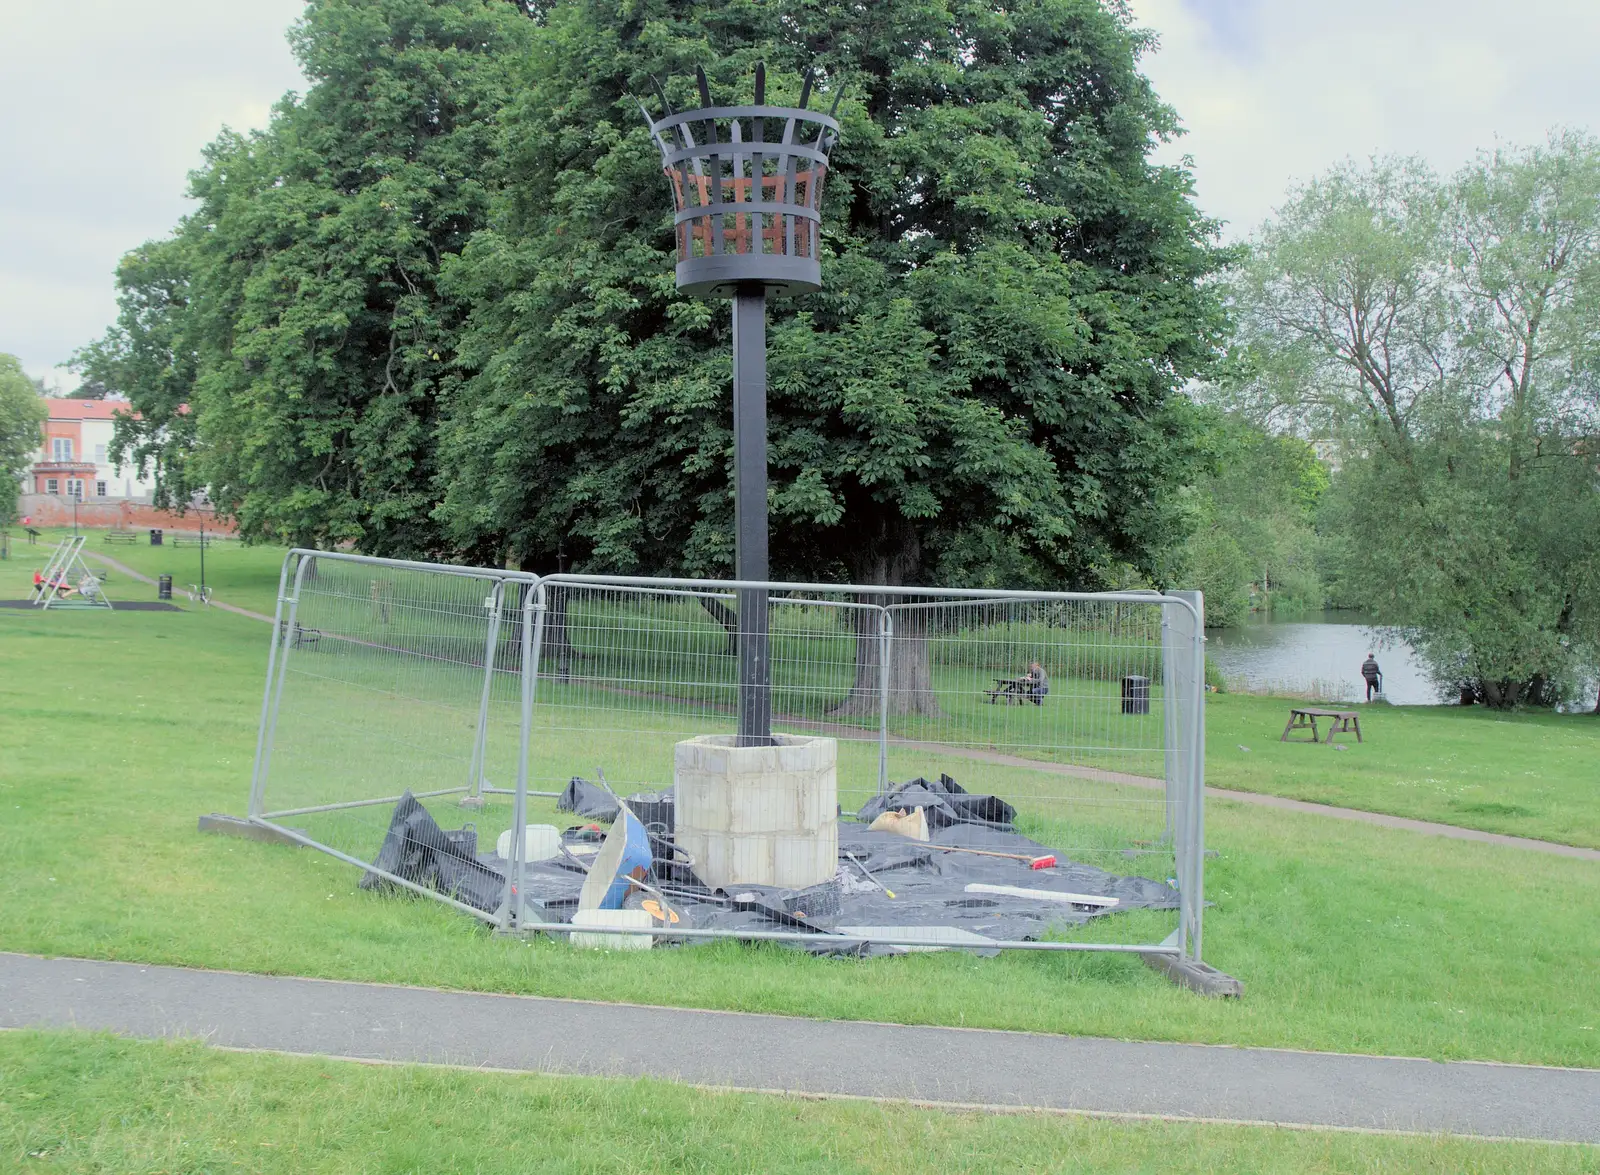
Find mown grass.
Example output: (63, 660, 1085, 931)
(12, 525, 288, 616)
(2, 557, 1598, 1069)
(3, 1032, 1593, 1174)
(1206, 693, 1600, 848)
(20, 525, 1599, 845)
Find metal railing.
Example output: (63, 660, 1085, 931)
(248, 551, 1207, 961)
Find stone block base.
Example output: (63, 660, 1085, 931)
(674, 734, 838, 891)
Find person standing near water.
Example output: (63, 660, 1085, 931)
(1361, 652, 1383, 701)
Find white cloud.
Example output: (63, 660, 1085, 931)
(4, 0, 1597, 379)
(0, 0, 305, 378)
(1129, 0, 1600, 239)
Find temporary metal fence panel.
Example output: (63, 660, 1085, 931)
(248, 555, 1206, 958)
(249, 551, 539, 922)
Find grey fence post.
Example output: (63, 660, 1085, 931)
(464, 581, 506, 806)
(507, 580, 548, 930)
(1187, 592, 1207, 961)
(1164, 590, 1206, 962)
(877, 605, 893, 795)
(1160, 608, 1180, 846)
(251, 552, 312, 822)
(248, 552, 296, 818)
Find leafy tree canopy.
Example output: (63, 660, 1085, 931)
(79, 0, 536, 551)
(77, 0, 1227, 597)
(0, 353, 48, 526)
(437, 0, 1230, 587)
(1224, 132, 1600, 707)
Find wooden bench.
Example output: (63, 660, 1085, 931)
(1280, 707, 1362, 745)
(170, 537, 216, 548)
(103, 531, 138, 544)
(279, 620, 322, 649)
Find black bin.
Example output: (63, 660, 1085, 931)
(157, 574, 172, 600)
(1121, 674, 1150, 715)
(150, 528, 163, 546)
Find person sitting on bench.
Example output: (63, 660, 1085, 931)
(1024, 660, 1049, 705)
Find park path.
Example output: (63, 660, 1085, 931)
(3, 953, 1596, 1143)
(78, 548, 1600, 863)
(82, 549, 275, 625)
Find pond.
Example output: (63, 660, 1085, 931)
(1205, 610, 1439, 706)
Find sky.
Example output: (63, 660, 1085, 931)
(3, 0, 1598, 385)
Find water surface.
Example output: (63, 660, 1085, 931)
(1205, 611, 1436, 706)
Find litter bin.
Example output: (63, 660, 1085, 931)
(157, 574, 172, 601)
(1121, 674, 1150, 715)
(150, 528, 163, 546)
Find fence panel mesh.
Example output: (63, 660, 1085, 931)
(251, 554, 535, 915)
(250, 556, 1205, 955)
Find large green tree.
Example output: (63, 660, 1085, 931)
(73, 238, 200, 507)
(0, 354, 48, 526)
(80, 0, 535, 551)
(1229, 135, 1600, 708)
(437, 0, 1228, 596)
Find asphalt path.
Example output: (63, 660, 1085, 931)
(3, 953, 1596, 1143)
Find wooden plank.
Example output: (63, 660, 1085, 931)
(964, 883, 1118, 908)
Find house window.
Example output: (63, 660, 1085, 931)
(51, 437, 73, 461)
(67, 479, 85, 500)
(46, 478, 59, 494)
(94, 444, 107, 463)
(96, 481, 108, 498)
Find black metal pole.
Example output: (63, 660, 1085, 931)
(732, 284, 772, 746)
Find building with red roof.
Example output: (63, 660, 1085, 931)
(26, 398, 157, 502)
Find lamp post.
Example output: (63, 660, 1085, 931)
(641, 64, 841, 746)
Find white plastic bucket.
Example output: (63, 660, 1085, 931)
(495, 824, 561, 862)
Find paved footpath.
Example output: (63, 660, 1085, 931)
(3, 954, 1596, 1143)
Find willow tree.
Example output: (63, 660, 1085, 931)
(1230, 135, 1600, 708)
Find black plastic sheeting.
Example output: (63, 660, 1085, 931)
(362, 779, 1179, 953)
(557, 776, 621, 823)
(858, 773, 1017, 831)
(360, 792, 506, 913)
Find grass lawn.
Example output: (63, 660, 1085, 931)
(11, 525, 289, 617)
(2, 555, 1599, 1070)
(12, 524, 1600, 847)
(1206, 693, 1600, 848)
(3, 1033, 1592, 1174)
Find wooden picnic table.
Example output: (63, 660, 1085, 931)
(1280, 707, 1362, 745)
(985, 676, 1029, 705)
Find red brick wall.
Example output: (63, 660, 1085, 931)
(17, 495, 237, 535)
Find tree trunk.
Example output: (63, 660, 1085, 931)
(1592, 680, 1599, 715)
(698, 596, 739, 656)
(827, 510, 942, 718)
(543, 584, 574, 681)
(827, 601, 939, 717)
(1479, 678, 1524, 711)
